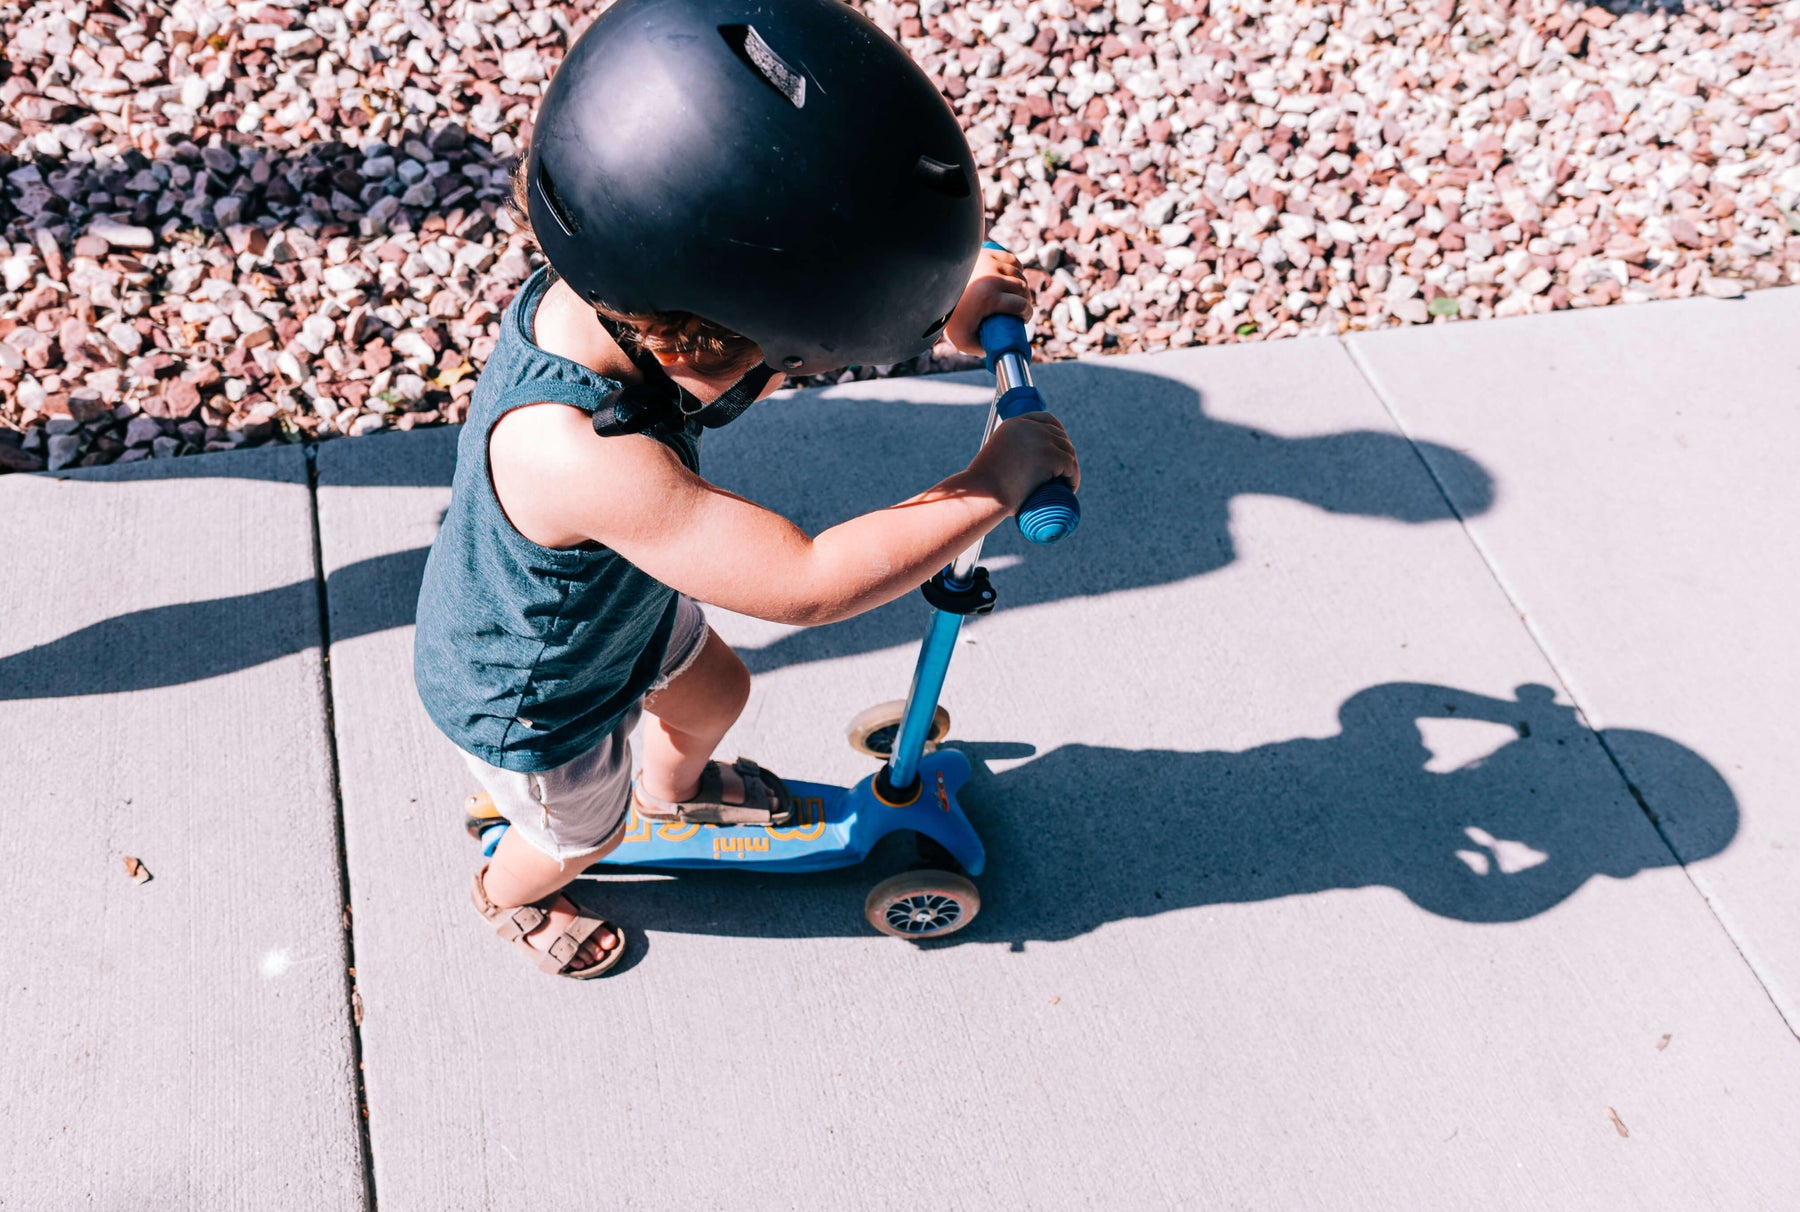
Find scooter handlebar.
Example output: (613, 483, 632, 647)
(978, 312, 1032, 373)
(1015, 478, 1081, 545)
(977, 308, 1081, 545)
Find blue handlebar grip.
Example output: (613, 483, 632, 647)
(978, 314, 1030, 372)
(1018, 480, 1080, 544)
(978, 241, 1032, 372)
(978, 241, 1081, 543)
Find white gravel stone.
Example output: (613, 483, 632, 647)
(88, 220, 155, 250)
(1519, 268, 1555, 296)
(275, 30, 325, 57)
(107, 324, 143, 356)
(501, 49, 546, 83)
(1, 255, 31, 292)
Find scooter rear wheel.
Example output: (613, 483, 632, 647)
(863, 870, 980, 939)
(847, 699, 950, 758)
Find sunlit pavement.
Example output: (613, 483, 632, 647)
(5, 288, 1798, 1209)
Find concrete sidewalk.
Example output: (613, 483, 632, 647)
(4, 289, 1798, 1209)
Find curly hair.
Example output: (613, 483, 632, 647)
(508, 156, 762, 379)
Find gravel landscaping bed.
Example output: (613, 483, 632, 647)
(2, 0, 1797, 472)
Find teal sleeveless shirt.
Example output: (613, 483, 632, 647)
(413, 266, 701, 771)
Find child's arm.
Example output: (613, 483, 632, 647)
(490, 403, 1076, 627)
(491, 243, 1067, 625)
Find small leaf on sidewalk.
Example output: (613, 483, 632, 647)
(1048, 996, 1061, 1005)
(1657, 1034, 1671, 1051)
(1607, 1107, 1629, 1138)
(122, 856, 152, 884)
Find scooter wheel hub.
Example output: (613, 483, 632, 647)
(864, 870, 981, 939)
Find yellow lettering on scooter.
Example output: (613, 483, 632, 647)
(767, 796, 827, 842)
(711, 835, 771, 859)
(622, 809, 652, 844)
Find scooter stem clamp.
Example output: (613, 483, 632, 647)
(921, 566, 997, 616)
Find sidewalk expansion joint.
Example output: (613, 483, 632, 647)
(304, 441, 380, 1208)
(1340, 335, 1797, 1042)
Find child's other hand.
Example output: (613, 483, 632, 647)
(967, 411, 1079, 513)
(943, 246, 1034, 356)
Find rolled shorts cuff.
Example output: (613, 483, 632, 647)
(649, 594, 709, 693)
(509, 799, 630, 868)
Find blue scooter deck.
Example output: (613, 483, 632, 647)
(588, 748, 985, 877)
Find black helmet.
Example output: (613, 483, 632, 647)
(526, 0, 985, 376)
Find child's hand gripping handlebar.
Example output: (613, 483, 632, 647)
(977, 310, 1082, 545)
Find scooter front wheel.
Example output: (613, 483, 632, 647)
(847, 699, 950, 758)
(863, 870, 980, 940)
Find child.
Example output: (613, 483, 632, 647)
(414, 0, 1079, 978)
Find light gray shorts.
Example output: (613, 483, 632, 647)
(462, 595, 709, 865)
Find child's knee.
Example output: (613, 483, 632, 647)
(713, 645, 752, 717)
(650, 632, 751, 731)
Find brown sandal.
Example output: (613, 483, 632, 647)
(470, 865, 626, 979)
(631, 757, 793, 826)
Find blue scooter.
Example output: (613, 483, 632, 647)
(468, 272, 1080, 940)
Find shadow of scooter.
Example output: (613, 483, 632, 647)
(569, 682, 1736, 947)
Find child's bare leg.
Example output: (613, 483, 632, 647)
(478, 627, 759, 970)
(636, 627, 769, 808)
(479, 825, 623, 967)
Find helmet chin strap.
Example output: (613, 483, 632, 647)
(590, 314, 776, 437)
(683, 360, 777, 430)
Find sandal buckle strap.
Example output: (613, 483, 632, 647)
(678, 802, 775, 825)
(505, 905, 547, 938)
(632, 757, 792, 826)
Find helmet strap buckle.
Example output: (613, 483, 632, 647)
(588, 314, 775, 437)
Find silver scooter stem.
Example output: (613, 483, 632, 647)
(947, 351, 1034, 585)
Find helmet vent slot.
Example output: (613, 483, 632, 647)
(913, 156, 970, 198)
(720, 25, 806, 108)
(535, 162, 582, 236)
